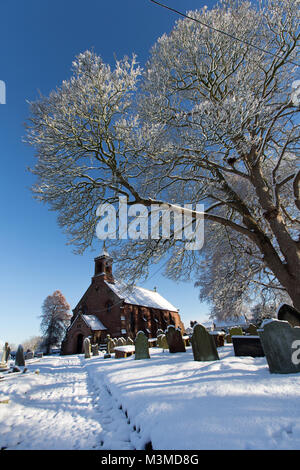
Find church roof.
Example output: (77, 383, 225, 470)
(105, 280, 178, 312)
(204, 316, 248, 329)
(95, 248, 111, 259)
(82, 314, 107, 331)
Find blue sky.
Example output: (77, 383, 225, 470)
(0, 0, 218, 345)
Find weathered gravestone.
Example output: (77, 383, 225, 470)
(232, 335, 265, 357)
(229, 326, 244, 336)
(246, 324, 258, 336)
(278, 304, 300, 327)
(227, 326, 244, 344)
(258, 319, 300, 374)
(15, 345, 25, 367)
(135, 331, 150, 360)
(225, 334, 232, 344)
(91, 344, 99, 356)
(126, 337, 134, 346)
(117, 337, 126, 347)
(156, 329, 164, 337)
(209, 331, 225, 348)
(0, 343, 11, 369)
(106, 334, 114, 354)
(165, 325, 186, 353)
(157, 334, 169, 350)
(191, 324, 219, 361)
(83, 337, 91, 359)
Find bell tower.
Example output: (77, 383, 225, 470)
(93, 245, 114, 284)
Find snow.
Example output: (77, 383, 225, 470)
(231, 335, 259, 338)
(105, 280, 178, 312)
(261, 318, 287, 328)
(211, 317, 248, 328)
(82, 314, 107, 331)
(114, 346, 135, 353)
(1, 345, 300, 450)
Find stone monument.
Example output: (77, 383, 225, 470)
(278, 304, 300, 327)
(83, 337, 91, 359)
(258, 319, 300, 374)
(165, 325, 186, 353)
(15, 345, 25, 367)
(191, 323, 220, 361)
(135, 331, 150, 360)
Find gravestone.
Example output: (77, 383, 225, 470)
(0, 343, 10, 369)
(91, 344, 99, 356)
(247, 324, 258, 336)
(83, 337, 91, 359)
(135, 331, 150, 360)
(232, 335, 265, 357)
(4, 343, 11, 362)
(191, 324, 219, 361)
(126, 337, 134, 346)
(157, 334, 169, 350)
(278, 304, 300, 327)
(165, 325, 186, 353)
(106, 335, 115, 354)
(15, 345, 25, 367)
(258, 319, 300, 374)
(225, 334, 232, 344)
(209, 331, 225, 348)
(229, 326, 244, 336)
(25, 350, 34, 360)
(156, 329, 164, 337)
(117, 338, 126, 347)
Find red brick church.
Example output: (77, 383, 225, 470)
(61, 250, 184, 355)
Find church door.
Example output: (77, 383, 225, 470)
(76, 334, 84, 354)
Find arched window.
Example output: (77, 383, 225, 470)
(130, 312, 136, 333)
(105, 301, 113, 314)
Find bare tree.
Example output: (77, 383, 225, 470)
(40, 291, 71, 354)
(26, 1, 300, 311)
(22, 336, 43, 352)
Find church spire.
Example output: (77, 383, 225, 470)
(98, 240, 110, 258)
(93, 242, 114, 283)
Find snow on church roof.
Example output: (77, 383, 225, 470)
(105, 280, 178, 312)
(82, 315, 107, 331)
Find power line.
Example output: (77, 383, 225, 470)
(150, 0, 299, 67)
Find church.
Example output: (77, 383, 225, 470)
(61, 250, 184, 355)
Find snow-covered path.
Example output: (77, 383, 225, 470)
(0, 355, 134, 450)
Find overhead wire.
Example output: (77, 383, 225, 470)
(150, 0, 299, 67)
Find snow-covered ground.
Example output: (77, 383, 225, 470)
(1, 344, 300, 450)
